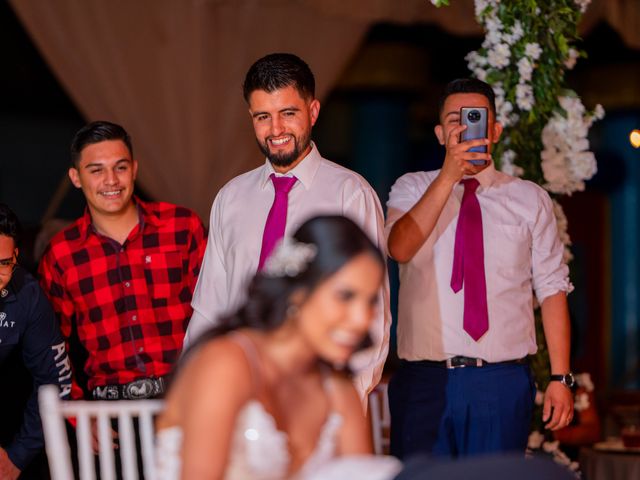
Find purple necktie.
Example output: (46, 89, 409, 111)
(257, 173, 298, 270)
(450, 178, 489, 341)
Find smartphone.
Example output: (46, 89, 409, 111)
(460, 107, 488, 165)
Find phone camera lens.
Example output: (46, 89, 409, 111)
(467, 110, 481, 123)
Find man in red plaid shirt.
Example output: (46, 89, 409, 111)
(39, 121, 207, 401)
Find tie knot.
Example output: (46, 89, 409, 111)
(461, 178, 480, 193)
(271, 174, 297, 194)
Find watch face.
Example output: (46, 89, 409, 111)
(563, 373, 575, 388)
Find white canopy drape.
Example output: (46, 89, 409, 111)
(9, 0, 637, 220)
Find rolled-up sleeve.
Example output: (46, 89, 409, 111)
(385, 173, 424, 240)
(531, 191, 574, 304)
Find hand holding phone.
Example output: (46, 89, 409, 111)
(460, 107, 488, 165)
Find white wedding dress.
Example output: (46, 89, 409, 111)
(155, 333, 401, 479)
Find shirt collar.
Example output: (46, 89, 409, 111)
(78, 196, 156, 243)
(460, 161, 500, 191)
(260, 142, 322, 191)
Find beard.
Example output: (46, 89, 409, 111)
(257, 132, 312, 168)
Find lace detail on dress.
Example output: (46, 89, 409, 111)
(155, 401, 342, 480)
(295, 411, 343, 479)
(226, 401, 290, 479)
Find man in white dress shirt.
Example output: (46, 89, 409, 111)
(385, 78, 574, 458)
(184, 53, 391, 401)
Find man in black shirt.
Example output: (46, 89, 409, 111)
(0, 204, 72, 479)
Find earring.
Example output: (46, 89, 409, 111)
(286, 304, 299, 318)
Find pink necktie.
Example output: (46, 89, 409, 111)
(257, 174, 297, 270)
(450, 178, 489, 341)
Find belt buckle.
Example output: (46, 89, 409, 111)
(94, 385, 119, 400)
(446, 357, 484, 369)
(125, 378, 154, 399)
(445, 357, 462, 369)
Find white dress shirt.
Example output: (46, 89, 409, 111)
(385, 163, 573, 362)
(186, 144, 391, 398)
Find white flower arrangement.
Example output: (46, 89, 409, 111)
(541, 95, 604, 195)
(526, 439, 580, 475)
(552, 199, 574, 264)
(575, 372, 595, 392)
(574, 392, 590, 412)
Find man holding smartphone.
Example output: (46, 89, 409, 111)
(385, 78, 574, 458)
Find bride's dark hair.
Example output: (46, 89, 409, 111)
(183, 215, 384, 360)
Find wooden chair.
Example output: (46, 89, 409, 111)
(369, 381, 391, 455)
(38, 384, 164, 480)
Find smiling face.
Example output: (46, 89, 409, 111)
(0, 235, 17, 291)
(294, 252, 383, 367)
(435, 92, 503, 152)
(68, 139, 138, 221)
(248, 85, 320, 172)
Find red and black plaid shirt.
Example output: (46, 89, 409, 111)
(39, 198, 206, 396)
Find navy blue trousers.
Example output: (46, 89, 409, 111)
(389, 361, 535, 459)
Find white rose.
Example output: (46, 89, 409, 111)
(527, 431, 545, 449)
(571, 151, 597, 179)
(575, 372, 595, 391)
(594, 104, 605, 120)
(564, 48, 579, 69)
(524, 42, 542, 60)
(574, 0, 592, 13)
(488, 43, 511, 69)
(574, 392, 590, 412)
(516, 83, 534, 110)
(517, 57, 533, 82)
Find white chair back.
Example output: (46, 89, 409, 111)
(369, 381, 391, 455)
(39, 384, 164, 480)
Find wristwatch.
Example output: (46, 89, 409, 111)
(549, 372, 575, 388)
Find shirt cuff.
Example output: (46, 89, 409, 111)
(536, 277, 574, 305)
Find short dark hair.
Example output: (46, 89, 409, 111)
(438, 78, 496, 117)
(0, 203, 21, 246)
(70, 121, 133, 167)
(242, 53, 315, 102)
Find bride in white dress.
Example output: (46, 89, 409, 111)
(156, 216, 401, 480)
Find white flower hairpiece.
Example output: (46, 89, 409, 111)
(263, 237, 317, 277)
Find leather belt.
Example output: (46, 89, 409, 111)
(92, 376, 167, 400)
(418, 356, 528, 369)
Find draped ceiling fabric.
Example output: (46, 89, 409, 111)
(9, 0, 639, 221)
(8, 0, 372, 221)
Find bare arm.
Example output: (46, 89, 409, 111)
(179, 341, 253, 479)
(334, 375, 373, 455)
(0, 448, 20, 480)
(540, 291, 574, 431)
(388, 125, 490, 263)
